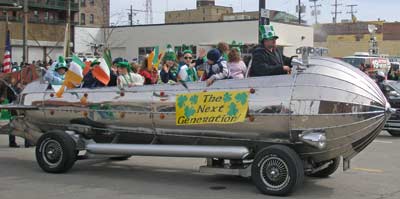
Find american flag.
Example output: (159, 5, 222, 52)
(2, 30, 11, 73)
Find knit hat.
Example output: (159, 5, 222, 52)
(259, 25, 279, 42)
(54, 56, 68, 70)
(207, 49, 221, 63)
(163, 44, 176, 62)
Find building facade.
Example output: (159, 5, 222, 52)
(75, 20, 314, 62)
(314, 21, 400, 57)
(77, 0, 109, 27)
(0, 0, 110, 64)
(165, 0, 304, 24)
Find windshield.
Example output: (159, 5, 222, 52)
(343, 58, 366, 67)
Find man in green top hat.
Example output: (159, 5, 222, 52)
(44, 56, 68, 85)
(250, 25, 293, 77)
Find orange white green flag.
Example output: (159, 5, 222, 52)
(55, 55, 85, 97)
(92, 52, 111, 85)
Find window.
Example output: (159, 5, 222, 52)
(33, 10, 39, 22)
(80, 13, 85, 25)
(81, 0, 86, 6)
(138, 47, 156, 63)
(44, 12, 49, 21)
(89, 0, 94, 5)
(89, 14, 94, 24)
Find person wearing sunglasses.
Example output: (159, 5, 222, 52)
(177, 50, 198, 82)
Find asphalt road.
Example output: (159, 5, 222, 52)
(0, 132, 399, 199)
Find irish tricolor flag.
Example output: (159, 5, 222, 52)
(56, 55, 85, 97)
(65, 55, 85, 88)
(92, 50, 112, 85)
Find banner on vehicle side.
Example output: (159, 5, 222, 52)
(176, 90, 249, 125)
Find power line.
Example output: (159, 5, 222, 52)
(346, 4, 358, 21)
(309, 0, 322, 24)
(331, 0, 342, 23)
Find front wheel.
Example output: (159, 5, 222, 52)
(251, 145, 304, 196)
(35, 131, 77, 173)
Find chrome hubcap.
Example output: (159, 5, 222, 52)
(260, 157, 290, 190)
(42, 140, 63, 168)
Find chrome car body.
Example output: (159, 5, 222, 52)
(3, 56, 390, 164)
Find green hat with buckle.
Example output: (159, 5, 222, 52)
(259, 25, 279, 42)
(54, 56, 67, 70)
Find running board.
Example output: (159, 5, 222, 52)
(86, 144, 250, 159)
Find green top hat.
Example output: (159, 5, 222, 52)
(259, 25, 279, 42)
(54, 56, 68, 70)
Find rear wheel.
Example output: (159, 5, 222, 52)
(251, 145, 304, 196)
(388, 130, 400, 137)
(307, 157, 340, 178)
(35, 131, 77, 173)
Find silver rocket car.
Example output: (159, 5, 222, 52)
(0, 48, 392, 196)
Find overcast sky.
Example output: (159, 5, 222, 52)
(110, 0, 400, 25)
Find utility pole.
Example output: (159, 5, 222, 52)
(298, 0, 301, 24)
(128, 5, 133, 26)
(331, 0, 342, 23)
(347, 4, 358, 21)
(22, 0, 28, 64)
(259, 0, 269, 26)
(309, 0, 321, 24)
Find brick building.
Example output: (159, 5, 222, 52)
(314, 21, 400, 57)
(0, 0, 110, 64)
(77, 0, 110, 27)
(165, 0, 303, 24)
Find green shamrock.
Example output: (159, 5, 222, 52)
(235, 92, 248, 105)
(177, 95, 188, 108)
(227, 103, 239, 117)
(190, 95, 199, 105)
(184, 106, 196, 119)
(223, 93, 232, 103)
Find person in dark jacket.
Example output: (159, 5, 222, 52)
(160, 46, 179, 84)
(250, 25, 292, 77)
(82, 60, 106, 88)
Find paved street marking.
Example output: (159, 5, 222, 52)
(353, 167, 384, 173)
(373, 140, 393, 144)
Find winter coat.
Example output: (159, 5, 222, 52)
(228, 61, 247, 79)
(178, 64, 198, 82)
(82, 70, 106, 88)
(196, 57, 229, 81)
(44, 70, 65, 85)
(250, 46, 292, 77)
(160, 66, 178, 83)
(117, 73, 144, 89)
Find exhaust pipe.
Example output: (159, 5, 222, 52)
(86, 144, 250, 159)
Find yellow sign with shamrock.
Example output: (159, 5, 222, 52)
(176, 90, 249, 125)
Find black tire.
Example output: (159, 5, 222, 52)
(251, 145, 304, 196)
(109, 156, 132, 161)
(308, 157, 340, 178)
(388, 130, 400, 137)
(35, 131, 77, 173)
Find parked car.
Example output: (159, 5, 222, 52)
(382, 80, 400, 136)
